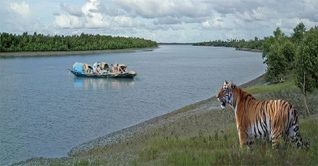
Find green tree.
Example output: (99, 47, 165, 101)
(265, 39, 289, 82)
(294, 28, 318, 94)
(262, 36, 275, 61)
(273, 27, 285, 38)
(281, 39, 296, 68)
(262, 27, 290, 82)
(291, 22, 306, 44)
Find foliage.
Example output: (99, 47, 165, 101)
(193, 37, 263, 50)
(291, 22, 306, 44)
(0, 32, 158, 52)
(265, 38, 296, 82)
(261, 23, 318, 95)
(294, 27, 318, 94)
(262, 28, 296, 82)
(265, 39, 289, 82)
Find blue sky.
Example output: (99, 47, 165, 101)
(0, 0, 317, 43)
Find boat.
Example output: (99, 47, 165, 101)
(68, 62, 137, 78)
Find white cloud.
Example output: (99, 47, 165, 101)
(113, 16, 134, 27)
(82, 0, 110, 28)
(113, 0, 212, 19)
(60, 3, 83, 17)
(201, 17, 227, 29)
(10, 1, 31, 18)
(235, 7, 264, 22)
(54, 14, 83, 28)
(1, 0, 318, 42)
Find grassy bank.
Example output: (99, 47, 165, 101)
(136, 117, 318, 165)
(134, 79, 318, 165)
(15, 76, 318, 165)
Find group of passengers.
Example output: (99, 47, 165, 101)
(94, 64, 125, 74)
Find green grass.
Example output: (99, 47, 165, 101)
(133, 80, 316, 165)
(136, 118, 318, 165)
(245, 79, 298, 94)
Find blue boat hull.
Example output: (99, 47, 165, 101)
(68, 69, 137, 78)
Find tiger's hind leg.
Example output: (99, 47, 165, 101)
(288, 124, 310, 150)
(287, 109, 310, 150)
(271, 133, 282, 149)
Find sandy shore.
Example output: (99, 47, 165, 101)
(0, 48, 156, 58)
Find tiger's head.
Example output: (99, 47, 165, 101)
(216, 80, 235, 109)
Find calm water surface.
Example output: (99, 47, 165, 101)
(0, 45, 266, 165)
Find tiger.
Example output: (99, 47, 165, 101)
(216, 80, 310, 150)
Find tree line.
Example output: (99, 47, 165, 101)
(0, 32, 158, 52)
(193, 37, 263, 50)
(262, 23, 318, 95)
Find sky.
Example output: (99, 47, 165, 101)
(0, 0, 317, 43)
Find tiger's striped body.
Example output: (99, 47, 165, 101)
(216, 80, 309, 149)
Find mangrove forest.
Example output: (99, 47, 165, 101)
(0, 32, 158, 52)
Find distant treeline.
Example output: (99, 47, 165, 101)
(0, 32, 158, 52)
(194, 23, 318, 95)
(193, 37, 263, 50)
(158, 43, 193, 45)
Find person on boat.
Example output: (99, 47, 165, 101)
(116, 64, 121, 73)
(113, 64, 118, 72)
(123, 66, 127, 73)
(95, 65, 101, 74)
(110, 64, 114, 72)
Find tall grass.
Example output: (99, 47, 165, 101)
(136, 118, 318, 165)
(137, 77, 316, 165)
(245, 78, 298, 94)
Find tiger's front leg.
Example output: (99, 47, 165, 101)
(238, 132, 244, 148)
(238, 127, 255, 149)
(238, 130, 246, 148)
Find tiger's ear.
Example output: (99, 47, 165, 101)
(224, 80, 228, 85)
(229, 80, 235, 89)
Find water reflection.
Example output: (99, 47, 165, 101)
(73, 77, 136, 90)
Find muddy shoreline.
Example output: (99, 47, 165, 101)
(14, 74, 265, 165)
(12, 57, 266, 165)
(0, 48, 156, 58)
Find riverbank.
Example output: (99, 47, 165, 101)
(0, 47, 156, 58)
(14, 70, 318, 165)
(14, 74, 268, 165)
(0, 45, 262, 58)
(235, 47, 262, 52)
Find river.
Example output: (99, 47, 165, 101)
(0, 45, 266, 165)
